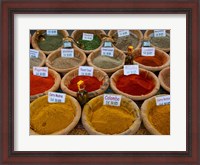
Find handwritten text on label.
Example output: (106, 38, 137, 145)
(156, 95, 170, 106)
(46, 30, 58, 36)
(124, 65, 139, 75)
(101, 47, 114, 57)
(154, 30, 166, 37)
(117, 30, 130, 37)
(142, 47, 155, 56)
(48, 92, 66, 103)
(33, 67, 48, 77)
(30, 49, 39, 58)
(82, 33, 94, 41)
(78, 66, 94, 76)
(61, 48, 74, 58)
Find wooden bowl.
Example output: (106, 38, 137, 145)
(110, 68, 160, 101)
(71, 30, 106, 54)
(133, 48, 170, 72)
(82, 94, 141, 135)
(30, 50, 46, 68)
(31, 30, 69, 55)
(30, 95, 81, 135)
(61, 68, 109, 99)
(158, 66, 170, 93)
(30, 68, 61, 102)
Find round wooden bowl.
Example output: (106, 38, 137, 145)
(30, 50, 46, 68)
(71, 30, 106, 54)
(31, 30, 69, 55)
(82, 94, 141, 135)
(61, 68, 109, 99)
(30, 68, 61, 102)
(108, 30, 143, 53)
(141, 94, 170, 135)
(133, 48, 170, 72)
(87, 47, 126, 76)
(158, 66, 170, 93)
(110, 68, 160, 101)
(144, 30, 170, 52)
(30, 95, 81, 135)
(46, 47, 87, 76)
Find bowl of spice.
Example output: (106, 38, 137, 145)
(30, 50, 46, 69)
(158, 66, 170, 93)
(61, 68, 109, 99)
(30, 95, 81, 135)
(133, 48, 170, 72)
(87, 47, 126, 76)
(30, 68, 61, 102)
(141, 94, 170, 135)
(144, 30, 170, 52)
(32, 30, 69, 55)
(71, 30, 106, 54)
(82, 94, 141, 135)
(108, 30, 143, 53)
(46, 47, 87, 76)
(110, 68, 160, 101)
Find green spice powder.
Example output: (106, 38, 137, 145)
(38, 32, 64, 51)
(78, 34, 101, 50)
(150, 34, 170, 49)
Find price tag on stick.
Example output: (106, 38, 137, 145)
(117, 30, 130, 37)
(82, 33, 94, 41)
(30, 49, 39, 58)
(101, 47, 114, 57)
(142, 47, 155, 56)
(103, 94, 122, 106)
(46, 30, 58, 36)
(154, 30, 166, 37)
(61, 48, 74, 58)
(33, 67, 48, 77)
(78, 66, 94, 76)
(124, 65, 139, 75)
(48, 92, 66, 103)
(156, 95, 170, 106)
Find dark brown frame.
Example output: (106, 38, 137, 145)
(1, 0, 199, 164)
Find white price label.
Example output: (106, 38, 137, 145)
(63, 41, 72, 48)
(61, 48, 74, 58)
(33, 67, 48, 77)
(30, 49, 39, 58)
(78, 66, 94, 76)
(101, 47, 114, 57)
(154, 30, 166, 37)
(124, 65, 139, 75)
(103, 94, 121, 106)
(48, 92, 66, 103)
(156, 95, 170, 106)
(117, 30, 130, 37)
(104, 41, 112, 47)
(142, 47, 155, 56)
(46, 30, 58, 36)
(82, 33, 94, 41)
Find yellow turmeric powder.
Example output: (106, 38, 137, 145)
(90, 105, 135, 134)
(30, 96, 75, 134)
(148, 104, 170, 135)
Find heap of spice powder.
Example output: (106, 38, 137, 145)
(30, 74, 55, 95)
(30, 58, 42, 68)
(150, 34, 170, 48)
(113, 32, 139, 51)
(93, 54, 123, 69)
(37, 32, 64, 51)
(134, 56, 164, 67)
(78, 34, 101, 50)
(116, 72, 155, 96)
(90, 105, 135, 134)
(50, 57, 81, 69)
(148, 104, 170, 135)
(68, 76, 102, 92)
(30, 96, 75, 134)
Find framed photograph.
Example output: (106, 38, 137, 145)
(1, 0, 199, 164)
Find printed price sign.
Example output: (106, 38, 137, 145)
(154, 30, 166, 37)
(61, 48, 74, 58)
(156, 95, 170, 106)
(82, 33, 94, 41)
(103, 94, 121, 106)
(101, 47, 114, 57)
(30, 49, 39, 58)
(104, 41, 112, 47)
(63, 41, 72, 48)
(33, 67, 48, 77)
(46, 30, 58, 36)
(78, 66, 94, 76)
(124, 65, 139, 75)
(117, 30, 130, 37)
(142, 47, 155, 56)
(48, 92, 66, 103)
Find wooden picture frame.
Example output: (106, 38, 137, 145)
(1, 0, 199, 164)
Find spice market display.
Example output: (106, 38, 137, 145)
(30, 29, 170, 135)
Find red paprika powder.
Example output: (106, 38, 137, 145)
(116, 72, 155, 95)
(30, 74, 55, 95)
(68, 76, 102, 92)
(134, 56, 163, 67)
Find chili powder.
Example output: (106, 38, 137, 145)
(134, 56, 163, 67)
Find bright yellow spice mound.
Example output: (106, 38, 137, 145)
(90, 105, 135, 134)
(148, 104, 170, 135)
(30, 98, 75, 134)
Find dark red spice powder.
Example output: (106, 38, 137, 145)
(68, 76, 102, 92)
(116, 73, 155, 95)
(134, 56, 163, 67)
(30, 74, 55, 95)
